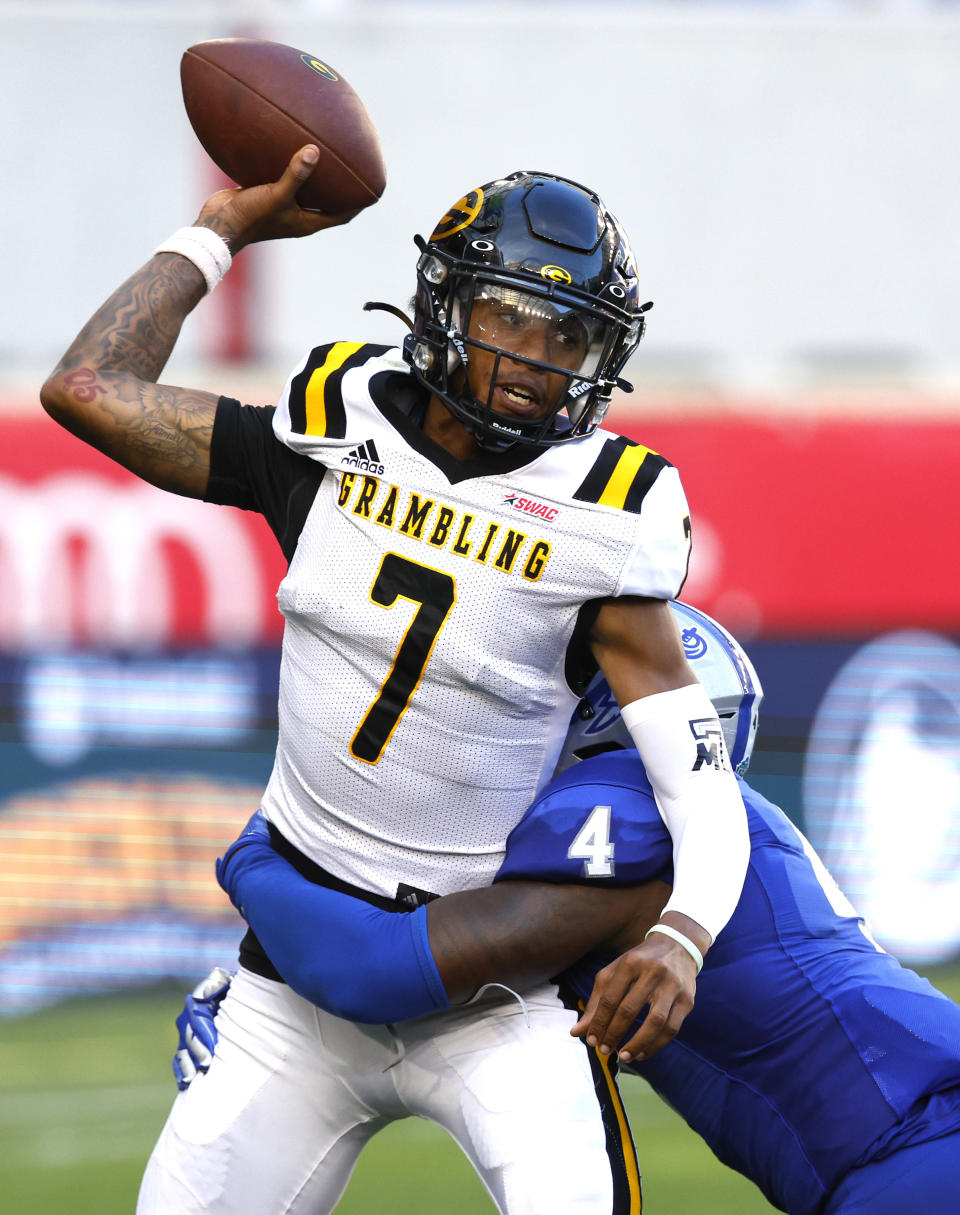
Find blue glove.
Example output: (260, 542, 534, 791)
(216, 809, 272, 911)
(172, 966, 234, 1091)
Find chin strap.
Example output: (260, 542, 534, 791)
(363, 300, 415, 330)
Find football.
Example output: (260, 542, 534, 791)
(180, 38, 386, 213)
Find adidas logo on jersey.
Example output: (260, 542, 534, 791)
(341, 440, 384, 475)
(503, 491, 559, 522)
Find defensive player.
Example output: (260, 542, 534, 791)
(41, 150, 750, 1212)
(178, 602, 960, 1215)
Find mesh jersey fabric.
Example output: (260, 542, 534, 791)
(207, 343, 691, 898)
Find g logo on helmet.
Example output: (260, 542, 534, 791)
(431, 190, 485, 240)
(540, 265, 573, 284)
(301, 55, 339, 82)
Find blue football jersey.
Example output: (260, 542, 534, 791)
(496, 751, 960, 1215)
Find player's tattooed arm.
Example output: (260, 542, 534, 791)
(40, 147, 354, 498)
(40, 255, 217, 498)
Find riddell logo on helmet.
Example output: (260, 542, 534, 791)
(503, 492, 559, 522)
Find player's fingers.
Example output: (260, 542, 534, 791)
(572, 965, 652, 1053)
(184, 1021, 214, 1066)
(193, 966, 234, 1001)
(570, 961, 625, 1042)
(173, 1049, 198, 1091)
(589, 977, 659, 1056)
(617, 985, 693, 1063)
(275, 145, 321, 197)
(299, 204, 362, 227)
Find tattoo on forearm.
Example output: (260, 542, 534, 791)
(115, 385, 216, 473)
(63, 368, 106, 405)
(50, 254, 217, 489)
(65, 256, 206, 382)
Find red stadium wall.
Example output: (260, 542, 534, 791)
(4, 408, 958, 646)
(627, 414, 960, 636)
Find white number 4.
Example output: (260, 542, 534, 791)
(567, 804, 615, 878)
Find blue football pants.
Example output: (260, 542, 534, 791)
(826, 1127, 960, 1213)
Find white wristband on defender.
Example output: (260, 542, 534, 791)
(154, 226, 232, 294)
(644, 923, 704, 973)
(621, 683, 749, 941)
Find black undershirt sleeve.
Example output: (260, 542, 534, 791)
(203, 396, 328, 562)
(203, 397, 334, 979)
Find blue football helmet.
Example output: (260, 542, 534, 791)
(556, 601, 764, 777)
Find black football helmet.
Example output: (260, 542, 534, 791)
(402, 171, 649, 450)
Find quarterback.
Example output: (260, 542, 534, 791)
(41, 148, 749, 1212)
(180, 603, 960, 1215)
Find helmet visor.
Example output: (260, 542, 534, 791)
(464, 283, 612, 383)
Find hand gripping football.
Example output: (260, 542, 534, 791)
(181, 38, 386, 213)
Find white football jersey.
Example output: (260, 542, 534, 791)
(262, 343, 691, 898)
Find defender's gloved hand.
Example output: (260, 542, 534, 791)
(172, 966, 235, 1091)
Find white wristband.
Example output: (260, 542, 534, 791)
(154, 226, 233, 294)
(644, 923, 704, 974)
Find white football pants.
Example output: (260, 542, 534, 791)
(137, 967, 640, 1214)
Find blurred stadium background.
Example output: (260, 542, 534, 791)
(1, 0, 958, 1210)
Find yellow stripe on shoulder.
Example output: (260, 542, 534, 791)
(304, 341, 367, 436)
(574, 435, 673, 516)
(597, 444, 655, 510)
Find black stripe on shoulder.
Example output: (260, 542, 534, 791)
(287, 343, 393, 439)
(573, 436, 639, 504)
(622, 451, 672, 515)
(328, 345, 393, 439)
(287, 343, 339, 436)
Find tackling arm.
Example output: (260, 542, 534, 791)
(215, 813, 658, 1015)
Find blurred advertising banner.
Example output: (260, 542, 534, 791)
(1, 409, 959, 1011)
(748, 631, 960, 965)
(3, 411, 959, 647)
(2, 415, 287, 649)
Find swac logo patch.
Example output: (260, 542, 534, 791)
(682, 626, 708, 661)
(301, 55, 339, 82)
(503, 491, 559, 523)
(540, 265, 572, 284)
(431, 189, 484, 240)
